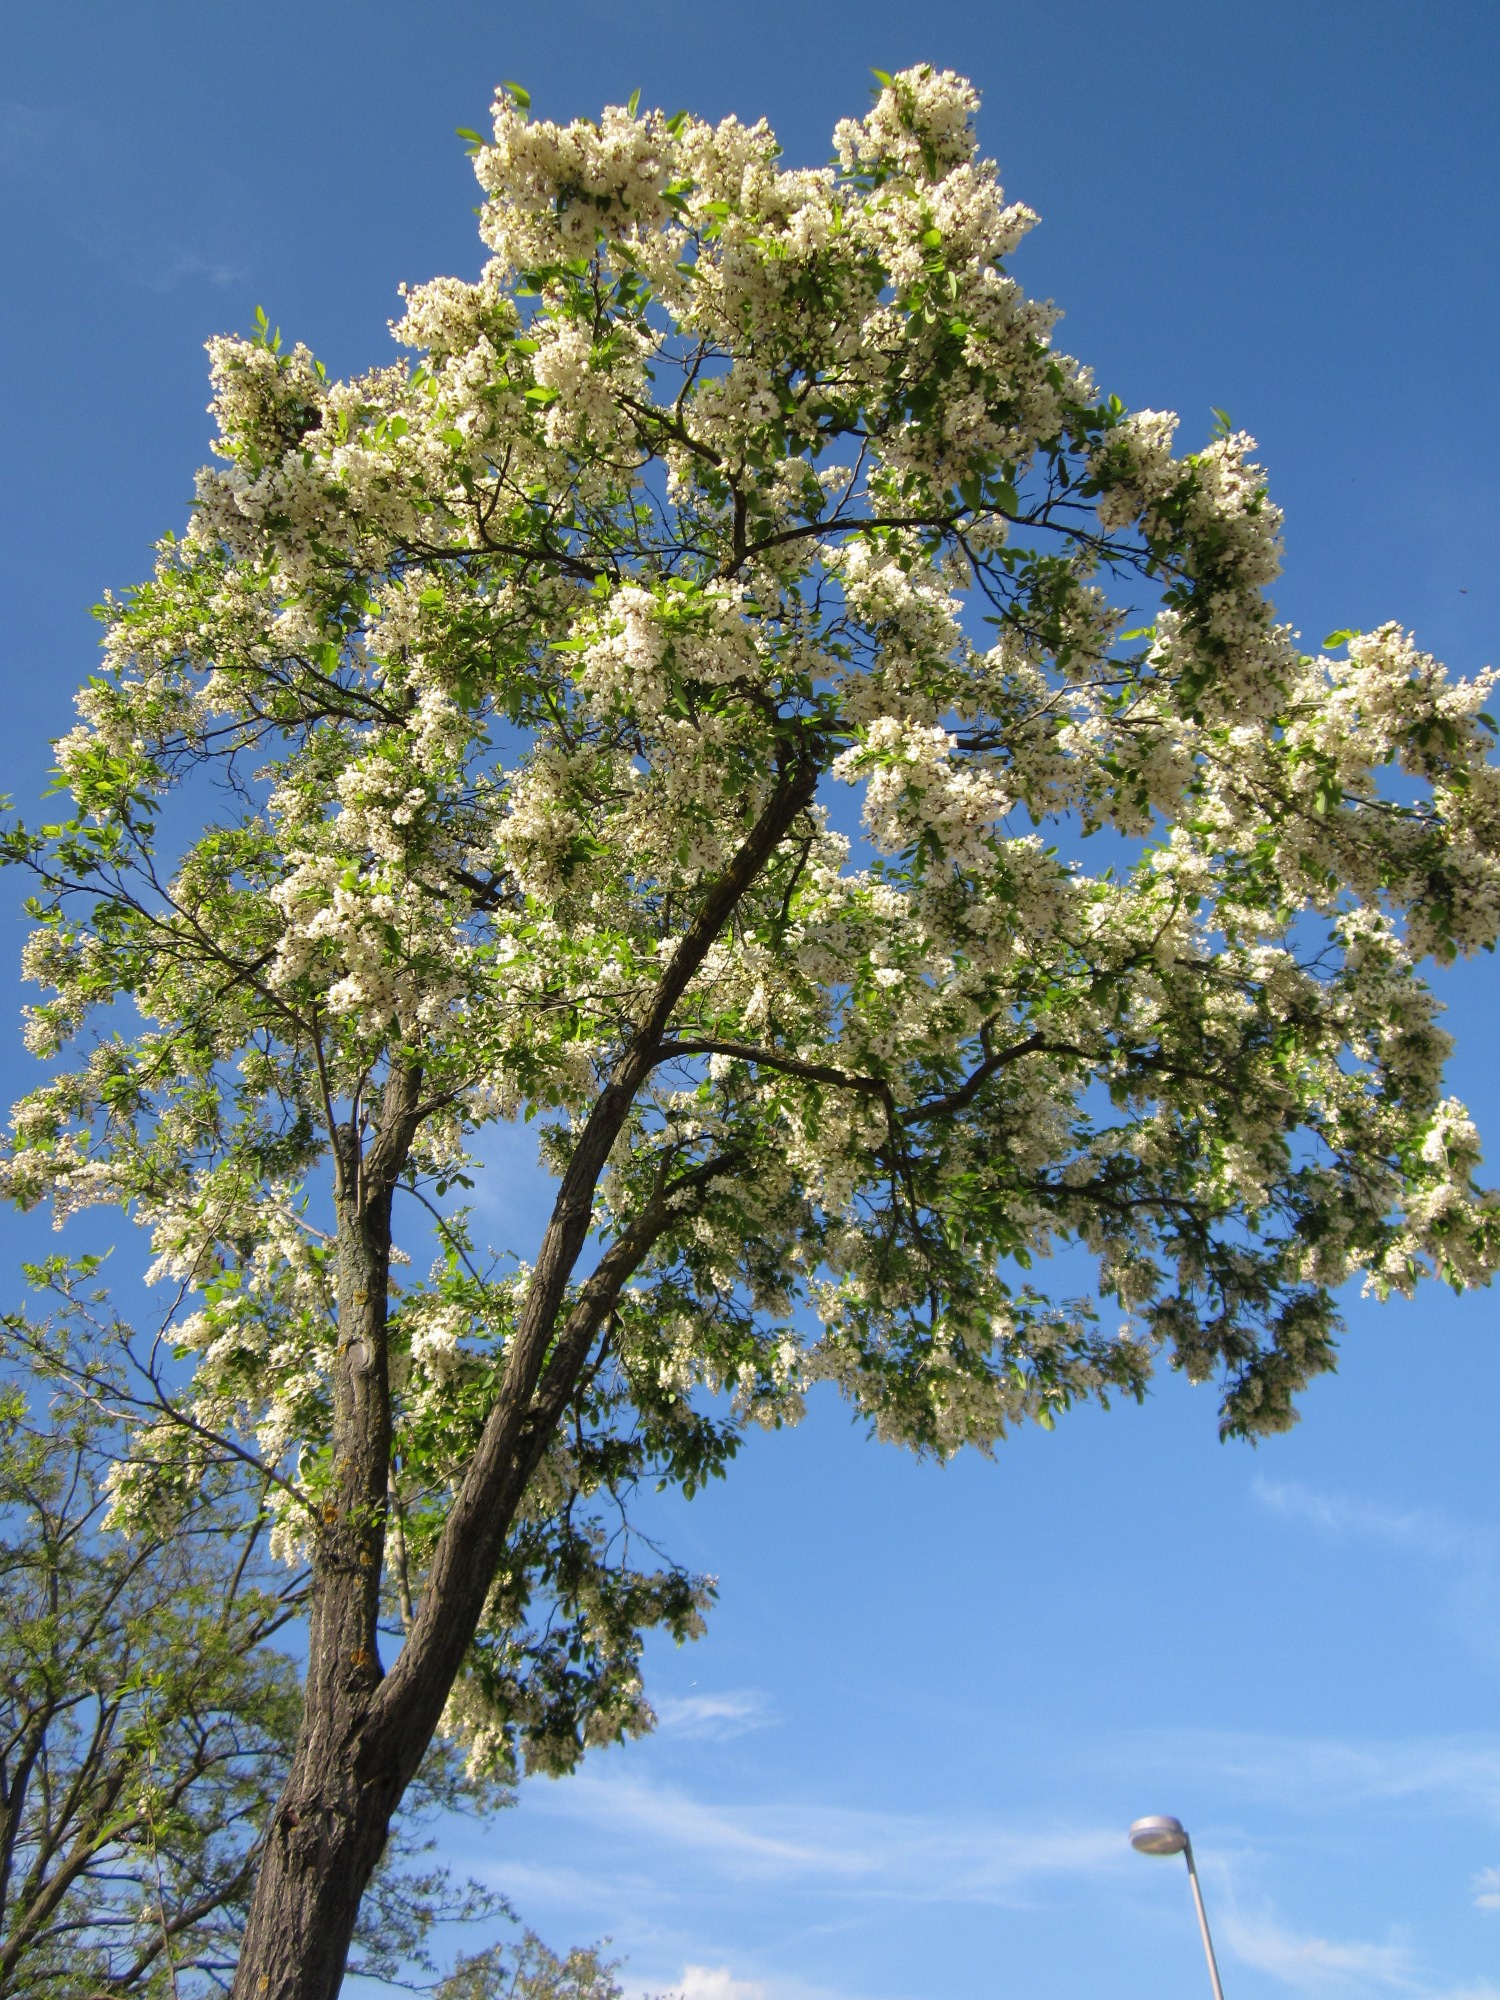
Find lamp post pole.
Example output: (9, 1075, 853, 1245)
(1129, 1815, 1226, 2000)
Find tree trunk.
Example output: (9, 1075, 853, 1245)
(228, 760, 818, 1999)
(229, 1078, 415, 2000)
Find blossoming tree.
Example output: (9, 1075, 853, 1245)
(3, 63, 1497, 2000)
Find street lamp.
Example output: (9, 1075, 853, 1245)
(1129, 1815, 1226, 2000)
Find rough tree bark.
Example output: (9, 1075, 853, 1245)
(228, 752, 817, 2000)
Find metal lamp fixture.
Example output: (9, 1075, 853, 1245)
(1129, 1815, 1226, 2000)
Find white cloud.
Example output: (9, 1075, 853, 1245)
(655, 1691, 771, 1739)
(0, 100, 61, 171)
(0, 97, 243, 290)
(1226, 1911, 1500, 2000)
(1473, 1866, 1500, 1911)
(670, 1968, 766, 2000)
(1246, 1474, 1500, 1669)
(466, 1122, 555, 1231)
(1121, 1728, 1500, 1822)
(1225, 1913, 1416, 1992)
(629, 1968, 861, 2000)
(1252, 1478, 1491, 1567)
(517, 1769, 1123, 1904)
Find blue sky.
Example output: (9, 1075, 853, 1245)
(3, 3, 1500, 1997)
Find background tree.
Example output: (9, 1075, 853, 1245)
(2, 60, 1497, 2000)
(0, 1270, 518, 1995)
(434, 1927, 626, 2000)
(0, 1275, 298, 1995)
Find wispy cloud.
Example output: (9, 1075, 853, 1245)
(1225, 1913, 1416, 1992)
(655, 1691, 772, 1740)
(513, 1769, 1124, 1906)
(1119, 1727, 1500, 1821)
(1252, 1477, 1500, 1661)
(0, 99, 59, 170)
(1225, 1910, 1500, 2000)
(1253, 1478, 1492, 1566)
(465, 1122, 554, 1236)
(131, 248, 243, 294)
(1473, 1866, 1500, 1911)
(0, 96, 245, 292)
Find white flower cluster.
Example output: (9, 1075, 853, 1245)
(476, 92, 682, 269)
(1091, 411, 1290, 719)
(834, 65, 981, 178)
(836, 715, 1013, 867)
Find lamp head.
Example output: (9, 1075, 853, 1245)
(1130, 1815, 1190, 1856)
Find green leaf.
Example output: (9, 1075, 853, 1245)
(1323, 629, 1357, 650)
(626, 88, 641, 119)
(502, 79, 531, 110)
(871, 68, 894, 87)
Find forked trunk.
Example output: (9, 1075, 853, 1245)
(229, 768, 816, 1999)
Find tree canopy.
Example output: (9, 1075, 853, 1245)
(2, 61, 1496, 1999)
